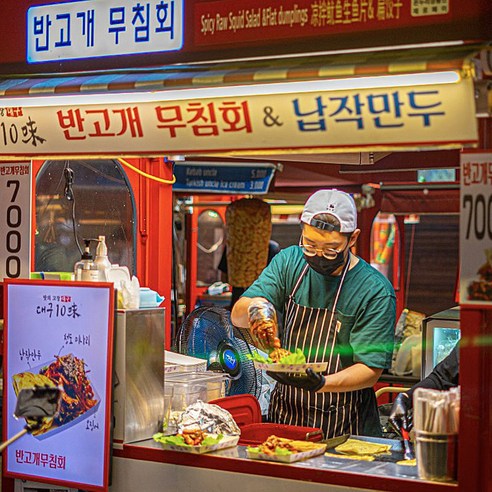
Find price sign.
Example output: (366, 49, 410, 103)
(460, 151, 492, 305)
(173, 162, 276, 194)
(3, 279, 114, 491)
(0, 162, 31, 280)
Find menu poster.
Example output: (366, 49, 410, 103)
(3, 279, 114, 492)
(460, 151, 492, 305)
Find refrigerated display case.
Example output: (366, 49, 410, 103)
(421, 306, 460, 378)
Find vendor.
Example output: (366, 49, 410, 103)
(389, 341, 460, 432)
(231, 189, 396, 438)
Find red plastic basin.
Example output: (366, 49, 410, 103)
(238, 423, 323, 446)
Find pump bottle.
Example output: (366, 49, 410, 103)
(95, 235, 112, 282)
(74, 240, 99, 281)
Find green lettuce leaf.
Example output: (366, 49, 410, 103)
(246, 348, 307, 365)
(153, 433, 223, 447)
(247, 445, 292, 456)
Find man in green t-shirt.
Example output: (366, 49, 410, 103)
(231, 189, 396, 438)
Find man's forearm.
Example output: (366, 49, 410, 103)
(318, 363, 383, 393)
(231, 296, 267, 328)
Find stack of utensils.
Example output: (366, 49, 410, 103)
(413, 387, 460, 482)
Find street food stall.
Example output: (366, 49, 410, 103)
(0, 0, 491, 491)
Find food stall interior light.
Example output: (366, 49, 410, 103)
(0, 71, 461, 108)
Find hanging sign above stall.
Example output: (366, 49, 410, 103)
(173, 162, 276, 194)
(193, 0, 454, 47)
(0, 162, 31, 279)
(27, 0, 184, 63)
(460, 151, 492, 305)
(3, 279, 114, 492)
(0, 75, 477, 159)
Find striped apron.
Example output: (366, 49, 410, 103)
(267, 259, 380, 438)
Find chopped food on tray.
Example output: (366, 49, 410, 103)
(247, 435, 325, 456)
(39, 353, 98, 427)
(153, 431, 224, 447)
(12, 353, 98, 435)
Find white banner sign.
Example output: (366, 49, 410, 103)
(0, 77, 477, 158)
(27, 0, 183, 62)
(460, 151, 492, 305)
(0, 162, 31, 280)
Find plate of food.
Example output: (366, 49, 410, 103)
(249, 348, 328, 374)
(246, 435, 327, 463)
(153, 430, 239, 454)
(12, 353, 100, 438)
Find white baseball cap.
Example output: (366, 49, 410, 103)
(301, 189, 357, 233)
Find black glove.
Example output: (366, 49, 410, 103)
(266, 368, 325, 392)
(389, 393, 412, 432)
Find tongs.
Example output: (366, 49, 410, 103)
(400, 427, 415, 461)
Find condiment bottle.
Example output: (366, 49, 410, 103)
(94, 235, 112, 281)
(74, 239, 99, 281)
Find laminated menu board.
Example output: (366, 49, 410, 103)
(460, 151, 492, 305)
(2, 279, 114, 492)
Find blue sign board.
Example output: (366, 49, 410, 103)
(173, 163, 276, 194)
(27, 0, 183, 63)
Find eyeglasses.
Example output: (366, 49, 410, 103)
(299, 235, 347, 260)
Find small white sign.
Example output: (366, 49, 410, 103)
(460, 151, 492, 305)
(0, 163, 31, 280)
(411, 0, 449, 16)
(27, 0, 183, 63)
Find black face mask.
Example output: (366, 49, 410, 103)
(304, 251, 347, 276)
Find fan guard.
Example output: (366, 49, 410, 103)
(175, 306, 262, 399)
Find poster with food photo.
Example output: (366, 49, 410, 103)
(460, 151, 492, 305)
(3, 279, 114, 492)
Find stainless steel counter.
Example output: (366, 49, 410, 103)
(130, 435, 421, 481)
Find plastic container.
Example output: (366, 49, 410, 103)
(415, 431, 458, 482)
(94, 235, 111, 281)
(165, 372, 226, 409)
(208, 394, 323, 445)
(74, 240, 99, 282)
(139, 287, 164, 308)
(238, 423, 323, 446)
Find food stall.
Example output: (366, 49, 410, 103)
(0, 0, 491, 491)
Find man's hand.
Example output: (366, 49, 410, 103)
(389, 393, 412, 432)
(248, 300, 280, 350)
(266, 368, 325, 392)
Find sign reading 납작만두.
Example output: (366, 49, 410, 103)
(0, 76, 478, 159)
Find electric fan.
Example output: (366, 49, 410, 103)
(175, 306, 262, 399)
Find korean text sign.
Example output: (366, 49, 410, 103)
(3, 280, 114, 492)
(460, 152, 492, 305)
(0, 76, 477, 158)
(0, 163, 31, 280)
(27, 0, 183, 62)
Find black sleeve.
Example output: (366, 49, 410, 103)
(218, 247, 227, 273)
(407, 341, 460, 402)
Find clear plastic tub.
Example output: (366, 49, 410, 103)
(165, 372, 226, 409)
